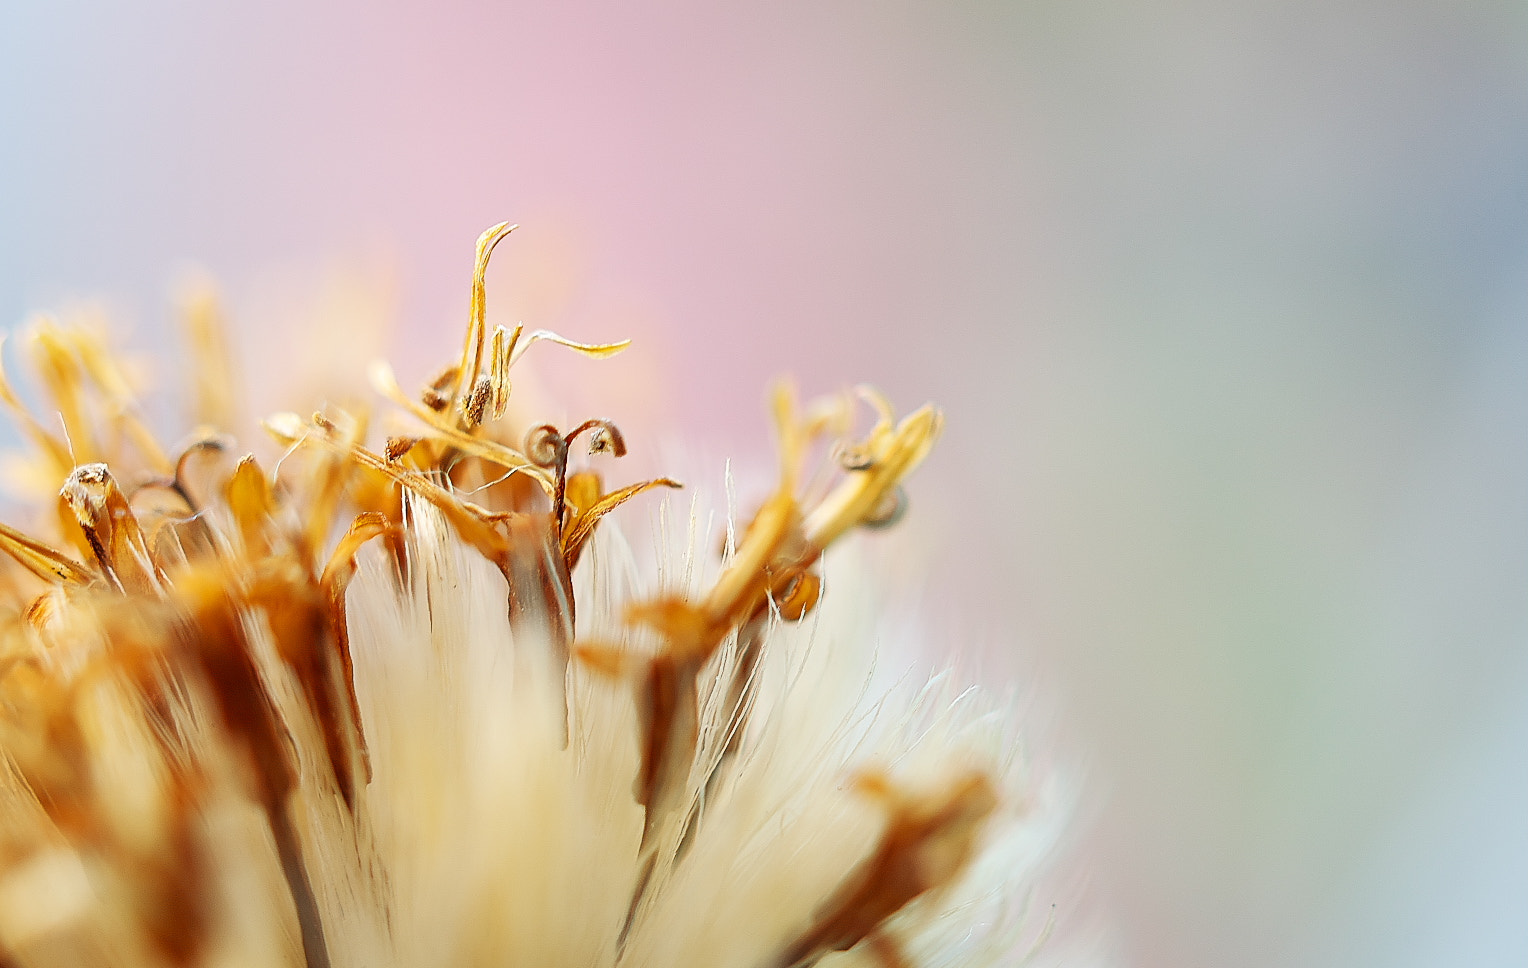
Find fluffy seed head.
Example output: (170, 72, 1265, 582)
(0, 224, 1062, 968)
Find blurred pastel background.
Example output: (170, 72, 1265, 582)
(3, 1, 1528, 965)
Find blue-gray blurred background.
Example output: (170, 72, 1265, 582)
(3, 2, 1527, 965)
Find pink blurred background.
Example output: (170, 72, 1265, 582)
(4, 2, 1528, 965)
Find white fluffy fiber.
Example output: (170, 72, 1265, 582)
(315, 493, 1059, 968)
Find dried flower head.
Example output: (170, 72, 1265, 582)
(0, 224, 1060, 968)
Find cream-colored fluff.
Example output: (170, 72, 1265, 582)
(306, 496, 1047, 968)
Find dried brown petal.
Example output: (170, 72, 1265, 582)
(770, 770, 1000, 968)
(59, 464, 162, 595)
(0, 522, 92, 587)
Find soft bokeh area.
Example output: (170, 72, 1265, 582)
(4, 2, 1528, 966)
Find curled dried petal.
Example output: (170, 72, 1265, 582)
(524, 424, 566, 469)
